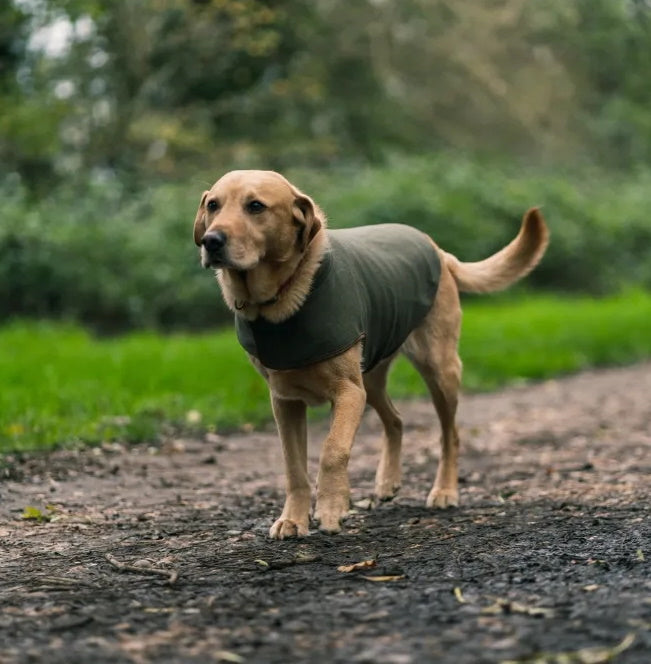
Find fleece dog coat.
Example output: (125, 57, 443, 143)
(235, 224, 441, 372)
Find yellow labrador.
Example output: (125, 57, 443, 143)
(193, 170, 549, 539)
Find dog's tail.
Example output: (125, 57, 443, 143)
(442, 208, 549, 294)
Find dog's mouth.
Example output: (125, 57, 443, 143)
(201, 245, 231, 269)
(202, 254, 226, 269)
(201, 249, 257, 272)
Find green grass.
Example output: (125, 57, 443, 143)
(389, 289, 651, 395)
(0, 325, 268, 452)
(1, 290, 650, 453)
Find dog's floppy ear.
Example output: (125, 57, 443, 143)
(290, 185, 325, 252)
(193, 191, 209, 247)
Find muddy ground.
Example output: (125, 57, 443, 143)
(1, 363, 650, 663)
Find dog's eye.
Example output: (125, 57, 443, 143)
(206, 200, 219, 213)
(246, 200, 266, 214)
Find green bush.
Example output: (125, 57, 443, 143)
(1, 155, 650, 332)
(306, 156, 651, 295)
(0, 178, 229, 331)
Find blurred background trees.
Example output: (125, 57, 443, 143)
(4, 0, 651, 189)
(1, 0, 651, 332)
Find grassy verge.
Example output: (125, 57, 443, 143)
(1, 290, 650, 453)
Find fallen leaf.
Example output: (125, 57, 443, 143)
(510, 601, 554, 618)
(635, 548, 644, 561)
(481, 602, 504, 616)
(254, 559, 269, 568)
(21, 506, 51, 523)
(215, 651, 244, 663)
(361, 610, 390, 622)
(454, 587, 467, 603)
(582, 584, 600, 592)
(337, 559, 377, 573)
(482, 598, 554, 618)
(361, 575, 405, 582)
(294, 553, 320, 564)
(500, 631, 635, 664)
(587, 558, 607, 566)
(143, 607, 175, 614)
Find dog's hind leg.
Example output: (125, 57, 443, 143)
(364, 356, 403, 501)
(403, 264, 463, 508)
(415, 350, 462, 508)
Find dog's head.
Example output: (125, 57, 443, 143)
(193, 170, 324, 271)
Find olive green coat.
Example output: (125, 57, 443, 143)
(235, 224, 440, 372)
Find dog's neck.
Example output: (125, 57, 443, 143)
(217, 230, 329, 324)
(231, 257, 304, 310)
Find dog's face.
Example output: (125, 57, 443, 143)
(193, 170, 321, 271)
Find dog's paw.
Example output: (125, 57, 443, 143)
(374, 480, 401, 502)
(268, 518, 308, 540)
(426, 488, 459, 509)
(313, 499, 349, 534)
(314, 514, 343, 534)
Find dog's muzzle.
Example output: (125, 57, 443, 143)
(201, 230, 228, 268)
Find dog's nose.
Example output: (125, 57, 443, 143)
(202, 230, 227, 253)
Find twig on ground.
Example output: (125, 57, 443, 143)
(49, 615, 94, 632)
(37, 575, 84, 587)
(105, 553, 179, 584)
(255, 554, 322, 570)
(269, 554, 322, 570)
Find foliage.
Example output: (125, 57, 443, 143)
(2, 290, 650, 452)
(534, 0, 651, 166)
(0, 175, 224, 331)
(1, 154, 650, 332)
(3, 1, 651, 189)
(311, 156, 651, 295)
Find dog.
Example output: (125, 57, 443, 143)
(193, 170, 549, 539)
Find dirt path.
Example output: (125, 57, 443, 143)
(1, 363, 650, 663)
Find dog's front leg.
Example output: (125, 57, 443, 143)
(269, 396, 310, 539)
(314, 381, 366, 534)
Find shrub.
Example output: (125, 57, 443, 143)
(0, 178, 230, 331)
(305, 156, 651, 295)
(1, 155, 650, 332)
